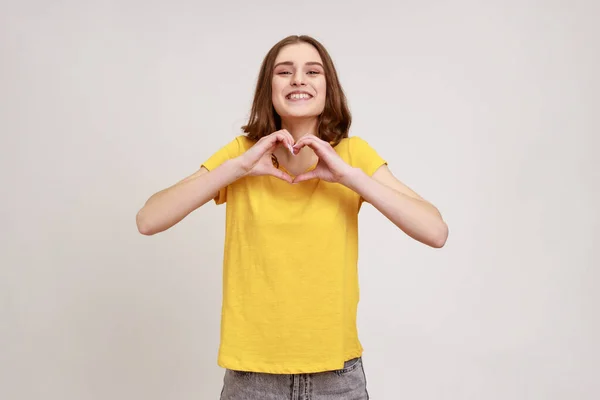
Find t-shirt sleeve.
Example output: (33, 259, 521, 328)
(349, 136, 387, 206)
(200, 135, 246, 205)
(349, 136, 387, 176)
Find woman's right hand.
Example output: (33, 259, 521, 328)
(237, 129, 295, 183)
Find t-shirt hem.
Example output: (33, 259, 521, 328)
(217, 348, 364, 374)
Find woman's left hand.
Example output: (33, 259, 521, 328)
(292, 135, 354, 184)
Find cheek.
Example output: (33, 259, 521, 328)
(316, 77, 326, 93)
(271, 79, 285, 114)
(318, 78, 327, 92)
(271, 79, 284, 101)
(317, 81, 327, 107)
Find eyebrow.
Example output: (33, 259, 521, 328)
(273, 61, 324, 69)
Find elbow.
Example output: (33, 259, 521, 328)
(136, 209, 156, 236)
(430, 221, 449, 248)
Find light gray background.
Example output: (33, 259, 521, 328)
(1, 0, 598, 399)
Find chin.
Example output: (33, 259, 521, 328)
(275, 106, 324, 120)
(279, 110, 321, 119)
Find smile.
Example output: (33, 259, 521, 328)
(286, 92, 313, 101)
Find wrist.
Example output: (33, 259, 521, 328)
(226, 157, 251, 179)
(339, 167, 365, 189)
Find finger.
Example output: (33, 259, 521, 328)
(256, 140, 278, 160)
(279, 132, 296, 153)
(274, 132, 289, 145)
(280, 129, 296, 154)
(291, 133, 308, 154)
(293, 134, 322, 148)
(294, 132, 311, 145)
(280, 129, 294, 145)
(265, 165, 292, 183)
(270, 129, 293, 148)
(293, 135, 329, 157)
(261, 132, 289, 154)
(263, 131, 286, 144)
(293, 170, 318, 183)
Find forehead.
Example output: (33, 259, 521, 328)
(274, 42, 323, 64)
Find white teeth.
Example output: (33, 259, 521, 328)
(288, 93, 311, 100)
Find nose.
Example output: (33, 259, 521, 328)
(291, 71, 305, 86)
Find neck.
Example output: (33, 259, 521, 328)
(280, 118, 319, 141)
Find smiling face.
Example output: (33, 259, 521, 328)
(271, 42, 327, 121)
(243, 35, 351, 146)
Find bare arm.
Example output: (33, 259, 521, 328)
(343, 165, 448, 248)
(136, 159, 246, 235)
(136, 130, 296, 236)
(293, 135, 448, 248)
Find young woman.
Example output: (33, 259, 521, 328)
(136, 35, 448, 399)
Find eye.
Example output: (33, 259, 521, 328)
(277, 71, 292, 75)
(308, 71, 321, 75)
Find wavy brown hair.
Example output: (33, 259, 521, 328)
(242, 35, 351, 147)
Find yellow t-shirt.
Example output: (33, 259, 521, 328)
(201, 135, 386, 374)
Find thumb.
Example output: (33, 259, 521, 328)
(293, 170, 318, 184)
(267, 166, 293, 183)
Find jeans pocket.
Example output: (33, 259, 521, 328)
(333, 357, 362, 376)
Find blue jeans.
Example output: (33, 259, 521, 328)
(220, 357, 369, 399)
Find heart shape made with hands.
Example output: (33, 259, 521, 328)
(268, 134, 345, 184)
(271, 139, 311, 170)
